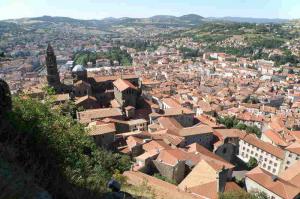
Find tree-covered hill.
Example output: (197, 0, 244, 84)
(1, 96, 131, 199)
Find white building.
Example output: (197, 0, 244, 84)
(238, 134, 284, 175)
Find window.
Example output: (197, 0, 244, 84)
(269, 160, 273, 164)
(287, 161, 290, 165)
(289, 153, 292, 158)
(273, 169, 276, 173)
(268, 166, 271, 170)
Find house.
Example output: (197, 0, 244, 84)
(73, 80, 92, 97)
(281, 142, 300, 171)
(75, 95, 99, 110)
(245, 165, 300, 199)
(238, 134, 284, 175)
(213, 128, 246, 163)
(149, 107, 195, 127)
(153, 117, 214, 148)
(53, 93, 70, 105)
(178, 159, 236, 199)
(105, 118, 148, 133)
(87, 122, 116, 149)
(113, 78, 139, 108)
(76, 108, 123, 124)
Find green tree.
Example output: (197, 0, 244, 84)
(219, 190, 269, 199)
(247, 157, 258, 170)
(4, 96, 131, 198)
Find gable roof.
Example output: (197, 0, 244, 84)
(113, 78, 137, 91)
(285, 142, 300, 155)
(87, 123, 116, 136)
(242, 134, 284, 159)
(246, 167, 300, 199)
(77, 108, 122, 124)
(157, 117, 213, 137)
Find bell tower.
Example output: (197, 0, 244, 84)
(46, 43, 60, 89)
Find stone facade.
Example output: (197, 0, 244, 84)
(153, 160, 186, 184)
(46, 43, 61, 90)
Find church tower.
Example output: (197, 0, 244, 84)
(46, 43, 60, 89)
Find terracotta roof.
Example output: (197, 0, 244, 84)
(162, 97, 181, 108)
(188, 181, 218, 199)
(157, 117, 213, 137)
(53, 93, 69, 102)
(113, 78, 137, 91)
(246, 167, 300, 199)
(242, 134, 284, 159)
(87, 123, 116, 136)
(75, 95, 97, 105)
(290, 131, 300, 142)
(285, 142, 300, 155)
(77, 108, 122, 124)
(278, 160, 300, 187)
(126, 135, 144, 149)
(213, 128, 246, 140)
(93, 74, 138, 83)
(186, 143, 234, 169)
(263, 130, 288, 147)
(142, 140, 171, 152)
(156, 149, 201, 167)
(179, 125, 213, 136)
(224, 181, 244, 192)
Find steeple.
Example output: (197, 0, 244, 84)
(46, 43, 60, 89)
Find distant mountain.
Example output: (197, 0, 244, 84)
(207, 16, 288, 24)
(3, 14, 205, 28)
(2, 14, 290, 32)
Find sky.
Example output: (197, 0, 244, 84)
(0, 0, 300, 20)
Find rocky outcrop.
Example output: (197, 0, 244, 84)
(0, 78, 12, 116)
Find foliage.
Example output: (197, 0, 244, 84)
(74, 47, 132, 66)
(243, 96, 260, 104)
(42, 85, 56, 96)
(217, 116, 262, 137)
(121, 40, 158, 52)
(219, 190, 269, 199)
(4, 96, 131, 198)
(153, 173, 176, 185)
(179, 46, 199, 58)
(247, 157, 258, 170)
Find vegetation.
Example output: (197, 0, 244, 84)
(247, 157, 258, 170)
(122, 180, 157, 199)
(219, 190, 269, 199)
(74, 47, 132, 66)
(217, 116, 262, 137)
(3, 96, 131, 198)
(153, 173, 177, 185)
(179, 46, 199, 58)
(120, 40, 158, 52)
